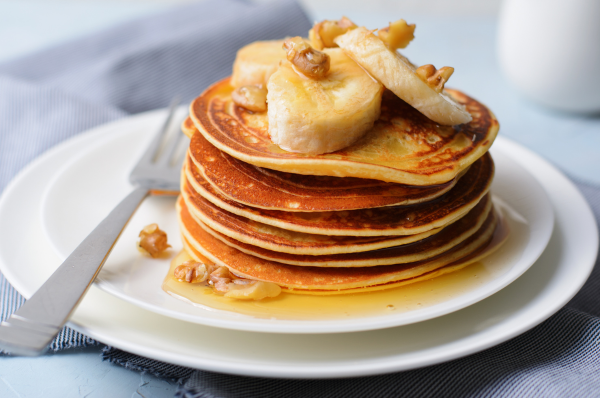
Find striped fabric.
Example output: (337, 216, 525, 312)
(1, 0, 600, 397)
(174, 308, 600, 397)
(0, 273, 99, 351)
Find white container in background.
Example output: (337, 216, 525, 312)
(498, 0, 600, 113)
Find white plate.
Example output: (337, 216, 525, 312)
(0, 109, 597, 378)
(38, 109, 553, 334)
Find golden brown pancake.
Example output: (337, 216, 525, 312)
(181, 159, 446, 255)
(181, 182, 441, 255)
(183, 127, 461, 211)
(191, 194, 491, 267)
(177, 196, 498, 291)
(189, 78, 499, 186)
(279, 212, 508, 295)
(183, 152, 494, 236)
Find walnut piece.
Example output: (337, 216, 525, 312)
(378, 19, 416, 51)
(232, 85, 268, 112)
(309, 17, 357, 50)
(174, 260, 208, 283)
(283, 37, 330, 79)
(209, 266, 233, 293)
(137, 223, 170, 258)
(415, 64, 454, 93)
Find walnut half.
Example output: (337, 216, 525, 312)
(137, 223, 171, 258)
(174, 261, 208, 283)
(415, 64, 454, 93)
(283, 37, 330, 79)
(209, 266, 234, 293)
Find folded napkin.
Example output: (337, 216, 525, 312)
(1, 0, 599, 397)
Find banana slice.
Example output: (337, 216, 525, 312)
(334, 27, 472, 125)
(267, 48, 383, 155)
(231, 40, 285, 88)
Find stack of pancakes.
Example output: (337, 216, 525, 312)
(177, 79, 500, 295)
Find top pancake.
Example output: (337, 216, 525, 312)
(190, 78, 499, 186)
(183, 124, 460, 212)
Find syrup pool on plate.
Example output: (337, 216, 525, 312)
(162, 198, 527, 320)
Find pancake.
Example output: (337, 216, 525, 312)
(180, 173, 444, 255)
(189, 78, 499, 186)
(177, 196, 498, 292)
(181, 176, 443, 256)
(183, 125, 460, 211)
(190, 194, 492, 267)
(183, 152, 494, 236)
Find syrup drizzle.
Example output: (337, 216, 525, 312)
(162, 200, 526, 321)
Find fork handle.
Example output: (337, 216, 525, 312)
(0, 187, 150, 356)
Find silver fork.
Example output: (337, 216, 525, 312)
(0, 98, 186, 356)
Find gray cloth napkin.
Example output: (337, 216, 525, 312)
(1, 0, 600, 397)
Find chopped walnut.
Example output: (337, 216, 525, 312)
(309, 17, 357, 50)
(232, 85, 268, 112)
(378, 19, 416, 51)
(283, 37, 330, 79)
(415, 64, 454, 93)
(209, 266, 234, 293)
(174, 261, 208, 283)
(137, 223, 170, 258)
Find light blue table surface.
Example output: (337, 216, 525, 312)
(1, 0, 598, 397)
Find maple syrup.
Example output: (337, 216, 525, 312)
(162, 200, 525, 320)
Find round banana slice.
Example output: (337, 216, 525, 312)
(231, 40, 285, 88)
(334, 27, 472, 126)
(267, 48, 383, 155)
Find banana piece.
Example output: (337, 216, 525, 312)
(267, 48, 383, 155)
(334, 27, 472, 125)
(231, 40, 286, 88)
